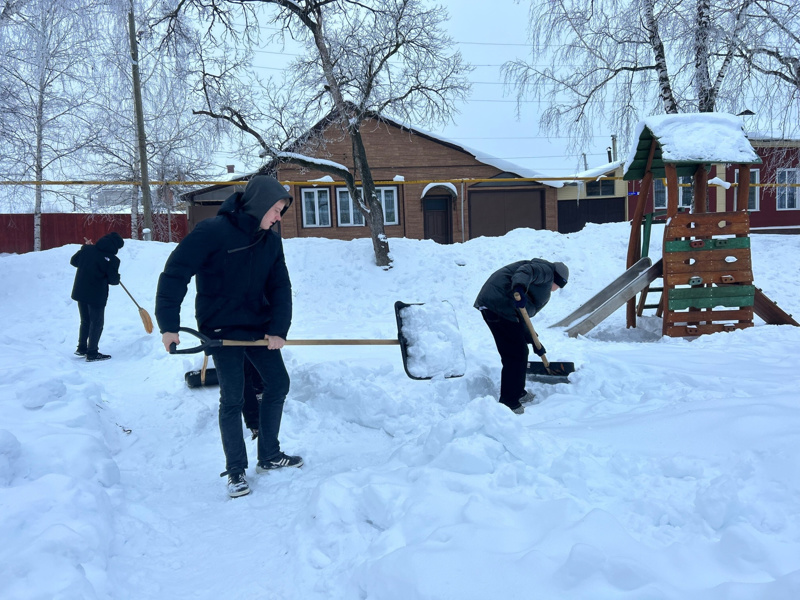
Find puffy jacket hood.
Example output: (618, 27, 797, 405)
(241, 176, 293, 223)
(96, 232, 124, 255)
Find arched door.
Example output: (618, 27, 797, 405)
(423, 195, 452, 244)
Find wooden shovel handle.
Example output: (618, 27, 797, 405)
(222, 338, 399, 347)
(170, 327, 399, 354)
(514, 292, 551, 371)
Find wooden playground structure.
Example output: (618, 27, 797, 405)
(624, 114, 798, 337)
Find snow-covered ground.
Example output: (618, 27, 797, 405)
(2, 222, 799, 599)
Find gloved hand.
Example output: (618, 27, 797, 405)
(513, 286, 527, 308)
(533, 343, 547, 357)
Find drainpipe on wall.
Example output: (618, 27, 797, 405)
(460, 181, 465, 242)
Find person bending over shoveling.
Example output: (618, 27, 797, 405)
(474, 258, 569, 415)
(155, 176, 302, 499)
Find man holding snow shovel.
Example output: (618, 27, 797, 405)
(474, 259, 569, 415)
(156, 175, 302, 499)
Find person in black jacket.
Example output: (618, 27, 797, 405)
(474, 258, 569, 414)
(70, 232, 124, 362)
(156, 175, 301, 498)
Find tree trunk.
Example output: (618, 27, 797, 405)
(128, 2, 153, 233)
(349, 122, 391, 268)
(695, 0, 714, 112)
(645, 0, 679, 114)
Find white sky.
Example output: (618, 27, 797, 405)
(220, 0, 618, 178)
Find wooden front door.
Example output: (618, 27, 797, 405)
(423, 196, 452, 244)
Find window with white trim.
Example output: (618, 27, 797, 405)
(301, 188, 331, 227)
(336, 188, 365, 226)
(777, 168, 798, 210)
(653, 177, 692, 209)
(378, 187, 398, 225)
(678, 176, 693, 209)
(654, 178, 666, 209)
(337, 186, 399, 225)
(734, 169, 760, 211)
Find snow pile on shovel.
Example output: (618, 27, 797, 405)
(398, 302, 466, 379)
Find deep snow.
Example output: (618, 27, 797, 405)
(1, 222, 799, 599)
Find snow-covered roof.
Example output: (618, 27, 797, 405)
(556, 160, 623, 185)
(374, 115, 563, 188)
(624, 113, 762, 181)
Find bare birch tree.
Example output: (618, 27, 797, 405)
(87, 7, 216, 241)
(0, 0, 100, 250)
(504, 0, 799, 152)
(156, 0, 470, 268)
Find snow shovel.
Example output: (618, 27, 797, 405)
(185, 354, 219, 388)
(172, 306, 465, 385)
(119, 281, 153, 334)
(514, 293, 574, 384)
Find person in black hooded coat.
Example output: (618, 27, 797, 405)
(70, 231, 124, 361)
(474, 258, 569, 414)
(155, 175, 301, 498)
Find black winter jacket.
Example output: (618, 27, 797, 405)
(155, 192, 292, 341)
(474, 258, 558, 322)
(70, 233, 123, 306)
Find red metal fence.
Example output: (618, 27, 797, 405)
(0, 213, 187, 254)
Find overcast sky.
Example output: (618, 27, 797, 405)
(221, 0, 619, 178)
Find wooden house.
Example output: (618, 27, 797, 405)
(182, 111, 628, 242)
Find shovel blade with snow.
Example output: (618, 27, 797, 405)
(394, 301, 466, 380)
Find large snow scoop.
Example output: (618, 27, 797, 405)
(515, 293, 575, 384)
(173, 303, 465, 386)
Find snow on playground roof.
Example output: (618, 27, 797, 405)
(623, 112, 761, 181)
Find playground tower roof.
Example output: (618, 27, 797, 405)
(623, 112, 762, 181)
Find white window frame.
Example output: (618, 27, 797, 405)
(377, 186, 399, 225)
(653, 177, 692, 210)
(337, 186, 399, 226)
(301, 188, 331, 228)
(776, 168, 799, 210)
(678, 176, 693, 209)
(735, 169, 760, 211)
(653, 178, 667, 209)
(336, 188, 365, 227)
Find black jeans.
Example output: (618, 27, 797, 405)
(481, 309, 530, 407)
(77, 301, 105, 355)
(210, 346, 290, 475)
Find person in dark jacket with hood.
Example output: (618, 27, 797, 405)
(156, 175, 300, 498)
(70, 231, 125, 362)
(474, 258, 569, 415)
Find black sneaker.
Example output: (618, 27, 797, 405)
(256, 452, 303, 472)
(226, 473, 250, 498)
(249, 429, 259, 440)
(86, 353, 111, 362)
(74, 349, 87, 356)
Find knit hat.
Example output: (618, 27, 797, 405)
(108, 231, 124, 249)
(552, 261, 569, 288)
(96, 231, 124, 255)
